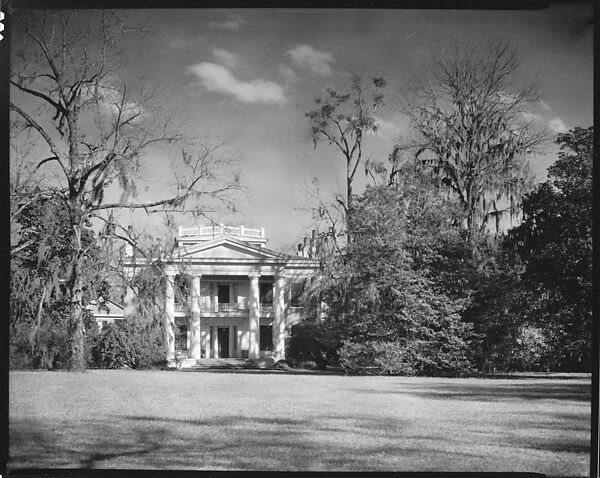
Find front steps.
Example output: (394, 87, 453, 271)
(170, 358, 275, 370)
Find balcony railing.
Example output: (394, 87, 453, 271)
(174, 303, 186, 312)
(216, 302, 247, 312)
(174, 301, 280, 313)
(259, 303, 274, 312)
(178, 224, 265, 239)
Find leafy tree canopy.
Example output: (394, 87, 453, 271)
(402, 39, 547, 239)
(504, 126, 593, 370)
(305, 166, 473, 374)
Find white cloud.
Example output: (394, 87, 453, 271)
(285, 44, 335, 75)
(548, 117, 569, 133)
(209, 16, 244, 31)
(212, 48, 239, 69)
(186, 62, 286, 105)
(539, 100, 552, 111)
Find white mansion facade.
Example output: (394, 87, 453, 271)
(128, 225, 319, 367)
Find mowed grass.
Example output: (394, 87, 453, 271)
(9, 370, 591, 474)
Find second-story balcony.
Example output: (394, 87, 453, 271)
(259, 303, 274, 312)
(174, 301, 277, 314)
(213, 302, 248, 312)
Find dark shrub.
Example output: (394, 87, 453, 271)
(338, 341, 379, 375)
(83, 309, 101, 368)
(373, 341, 425, 376)
(339, 339, 472, 376)
(286, 320, 337, 369)
(9, 323, 38, 370)
(95, 315, 166, 369)
(10, 300, 100, 370)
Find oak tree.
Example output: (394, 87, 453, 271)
(505, 126, 593, 370)
(10, 10, 239, 370)
(403, 40, 547, 241)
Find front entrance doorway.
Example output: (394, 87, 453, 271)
(218, 326, 230, 358)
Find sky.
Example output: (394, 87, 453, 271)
(12, 6, 594, 253)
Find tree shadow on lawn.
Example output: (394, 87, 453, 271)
(10, 418, 170, 469)
(11, 413, 491, 471)
(347, 382, 591, 459)
(353, 381, 591, 402)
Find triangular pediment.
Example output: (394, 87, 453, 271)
(175, 236, 287, 261)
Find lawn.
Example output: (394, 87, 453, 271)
(9, 370, 591, 474)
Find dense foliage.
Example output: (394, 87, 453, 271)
(290, 126, 592, 375)
(10, 189, 171, 370)
(10, 197, 107, 369)
(94, 315, 166, 369)
(286, 320, 338, 369)
(503, 126, 593, 371)
(291, 166, 474, 375)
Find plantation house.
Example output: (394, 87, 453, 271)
(126, 225, 319, 367)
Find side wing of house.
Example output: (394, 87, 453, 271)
(86, 299, 125, 330)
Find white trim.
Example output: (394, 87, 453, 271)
(176, 236, 286, 260)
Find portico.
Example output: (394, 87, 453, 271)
(162, 225, 318, 367)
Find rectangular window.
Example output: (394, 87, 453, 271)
(218, 284, 230, 304)
(260, 325, 273, 351)
(232, 326, 238, 352)
(291, 281, 305, 307)
(259, 282, 273, 304)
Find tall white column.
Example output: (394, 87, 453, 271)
(241, 318, 249, 358)
(201, 328, 209, 359)
(164, 269, 176, 362)
(190, 274, 202, 359)
(212, 282, 219, 312)
(212, 325, 219, 358)
(248, 272, 261, 359)
(273, 273, 286, 361)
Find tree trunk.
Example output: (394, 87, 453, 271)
(69, 254, 86, 371)
(346, 161, 353, 244)
(29, 287, 47, 353)
(69, 202, 87, 371)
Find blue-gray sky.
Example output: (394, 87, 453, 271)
(19, 6, 594, 252)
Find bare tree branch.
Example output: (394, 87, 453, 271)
(10, 11, 241, 371)
(306, 77, 386, 244)
(9, 101, 69, 181)
(10, 80, 64, 113)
